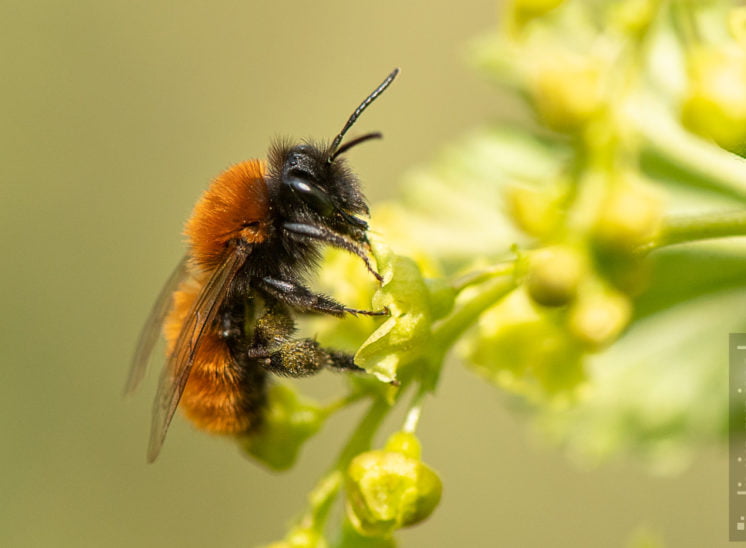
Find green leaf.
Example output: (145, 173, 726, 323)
(636, 242, 746, 320)
(540, 288, 746, 472)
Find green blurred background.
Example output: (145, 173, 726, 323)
(0, 1, 730, 546)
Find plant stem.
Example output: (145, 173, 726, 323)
(323, 390, 367, 416)
(644, 210, 746, 251)
(402, 381, 428, 433)
(451, 262, 514, 292)
(335, 397, 391, 466)
(432, 274, 517, 355)
(631, 94, 746, 203)
(301, 397, 392, 532)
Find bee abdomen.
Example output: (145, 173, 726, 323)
(180, 351, 266, 434)
(164, 279, 267, 436)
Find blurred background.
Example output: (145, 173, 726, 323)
(0, 1, 732, 546)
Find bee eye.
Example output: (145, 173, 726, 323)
(284, 176, 335, 217)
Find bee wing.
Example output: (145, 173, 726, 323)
(125, 256, 191, 396)
(147, 248, 248, 462)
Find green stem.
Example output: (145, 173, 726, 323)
(306, 471, 343, 530)
(402, 380, 428, 434)
(301, 397, 392, 532)
(451, 262, 514, 293)
(432, 273, 517, 355)
(644, 210, 746, 251)
(632, 94, 746, 203)
(335, 397, 391, 466)
(322, 390, 367, 416)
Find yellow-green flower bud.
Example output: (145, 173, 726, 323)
(512, 0, 565, 18)
(568, 284, 631, 350)
(262, 529, 329, 548)
(531, 52, 604, 133)
(239, 384, 325, 471)
(729, 7, 746, 45)
(336, 519, 398, 548)
(526, 246, 586, 307)
(466, 288, 585, 399)
(264, 526, 328, 548)
(345, 448, 442, 537)
(384, 431, 422, 460)
(504, 185, 561, 238)
(285, 528, 327, 548)
(681, 45, 746, 154)
(607, 0, 656, 37)
(593, 182, 662, 252)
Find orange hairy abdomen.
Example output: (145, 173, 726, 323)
(185, 159, 270, 271)
(164, 279, 258, 434)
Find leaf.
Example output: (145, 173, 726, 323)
(539, 288, 746, 472)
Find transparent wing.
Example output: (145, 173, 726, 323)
(125, 256, 191, 395)
(147, 248, 248, 462)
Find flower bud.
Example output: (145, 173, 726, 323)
(729, 7, 746, 45)
(593, 181, 662, 252)
(504, 185, 561, 238)
(513, 0, 566, 18)
(336, 520, 398, 548)
(263, 527, 328, 548)
(607, 0, 656, 37)
(466, 288, 585, 399)
(345, 444, 442, 538)
(286, 529, 327, 548)
(526, 245, 586, 307)
(239, 384, 325, 471)
(384, 431, 422, 459)
(681, 45, 746, 154)
(531, 51, 604, 133)
(568, 284, 631, 350)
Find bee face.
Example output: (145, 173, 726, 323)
(271, 143, 369, 244)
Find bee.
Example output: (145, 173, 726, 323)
(126, 69, 399, 462)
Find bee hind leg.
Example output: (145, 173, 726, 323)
(248, 301, 364, 376)
(258, 338, 363, 377)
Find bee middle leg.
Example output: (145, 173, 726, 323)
(258, 277, 386, 317)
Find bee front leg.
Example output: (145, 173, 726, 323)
(258, 277, 386, 316)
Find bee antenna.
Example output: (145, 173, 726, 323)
(327, 68, 400, 164)
(330, 131, 382, 161)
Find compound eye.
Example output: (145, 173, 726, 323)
(284, 176, 335, 217)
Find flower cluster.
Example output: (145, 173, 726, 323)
(253, 1, 746, 545)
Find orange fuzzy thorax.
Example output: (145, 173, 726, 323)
(185, 160, 271, 272)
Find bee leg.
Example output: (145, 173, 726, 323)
(326, 349, 365, 372)
(249, 305, 364, 375)
(259, 338, 362, 377)
(258, 277, 386, 316)
(244, 301, 296, 359)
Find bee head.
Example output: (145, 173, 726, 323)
(269, 69, 399, 245)
(269, 141, 369, 242)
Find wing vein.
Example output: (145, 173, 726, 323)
(146, 249, 248, 462)
(125, 256, 190, 395)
